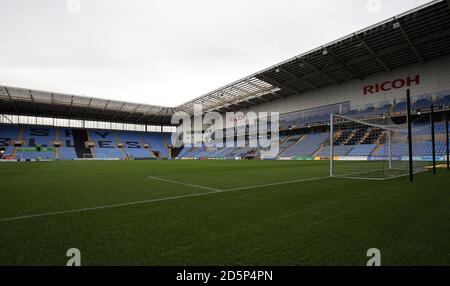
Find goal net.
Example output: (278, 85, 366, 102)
(329, 113, 431, 180)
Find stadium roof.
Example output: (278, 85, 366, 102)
(1, 0, 450, 124)
(177, 0, 450, 114)
(0, 85, 175, 125)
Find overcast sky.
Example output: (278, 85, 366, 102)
(0, 0, 431, 107)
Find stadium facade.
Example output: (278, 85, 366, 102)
(1, 0, 450, 162)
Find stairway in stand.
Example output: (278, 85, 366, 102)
(72, 129, 92, 158)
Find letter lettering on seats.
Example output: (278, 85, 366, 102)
(30, 128, 50, 136)
(65, 140, 75, 148)
(98, 141, 114, 148)
(0, 137, 10, 146)
(126, 141, 141, 149)
(95, 132, 109, 138)
(28, 138, 47, 147)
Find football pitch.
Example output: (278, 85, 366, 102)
(1, 160, 450, 266)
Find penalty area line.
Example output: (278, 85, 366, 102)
(148, 176, 222, 192)
(0, 176, 329, 223)
(223, 176, 330, 191)
(0, 191, 216, 223)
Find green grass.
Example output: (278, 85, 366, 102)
(1, 160, 450, 266)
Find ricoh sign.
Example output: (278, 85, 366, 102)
(363, 75, 420, 95)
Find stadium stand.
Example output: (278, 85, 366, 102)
(0, 125, 20, 157)
(435, 94, 450, 109)
(412, 98, 432, 111)
(315, 145, 354, 157)
(141, 132, 170, 159)
(2, 94, 450, 162)
(89, 130, 124, 159)
(376, 141, 447, 157)
(16, 126, 57, 160)
(0, 125, 172, 160)
(347, 144, 378, 156)
(116, 131, 156, 159)
(280, 132, 329, 157)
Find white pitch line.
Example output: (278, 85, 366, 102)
(0, 176, 329, 223)
(148, 176, 222, 192)
(0, 191, 216, 223)
(224, 176, 330, 192)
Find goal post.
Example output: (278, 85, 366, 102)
(329, 113, 429, 180)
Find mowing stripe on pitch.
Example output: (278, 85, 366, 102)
(0, 176, 329, 223)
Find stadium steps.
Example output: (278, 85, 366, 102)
(55, 128, 60, 160)
(377, 131, 388, 144)
(162, 134, 171, 159)
(12, 126, 24, 159)
(343, 130, 356, 145)
(279, 136, 297, 153)
(139, 133, 164, 160)
(359, 130, 371, 144)
(138, 134, 156, 159)
(280, 136, 290, 146)
(55, 146, 60, 160)
(371, 144, 384, 156)
(73, 129, 92, 158)
(87, 131, 96, 158)
(114, 132, 127, 159)
(315, 145, 325, 157)
(280, 135, 305, 156)
(146, 146, 157, 159)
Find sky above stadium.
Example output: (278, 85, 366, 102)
(0, 0, 432, 107)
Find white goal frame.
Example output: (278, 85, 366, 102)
(329, 113, 405, 180)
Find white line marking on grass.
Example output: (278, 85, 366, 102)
(223, 176, 330, 192)
(148, 176, 222, 192)
(0, 176, 329, 223)
(0, 191, 216, 223)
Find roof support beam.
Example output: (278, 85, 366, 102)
(214, 89, 254, 110)
(3, 87, 18, 113)
(249, 96, 270, 103)
(147, 108, 167, 124)
(301, 60, 339, 85)
(68, 96, 74, 117)
(324, 48, 364, 80)
(221, 106, 235, 112)
(83, 98, 93, 119)
(111, 103, 126, 120)
(177, 106, 194, 115)
(354, 33, 391, 72)
(204, 83, 273, 112)
(258, 74, 301, 97)
(278, 67, 318, 90)
(29, 91, 38, 116)
(123, 104, 142, 121)
(394, 18, 424, 63)
(136, 111, 152, 123)
(97, 100, 110, 119)
(51, 93, 55, 116)
(231, 86, 254, 98)
(245, 79, 280, 95)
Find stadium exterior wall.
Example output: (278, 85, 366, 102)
(241, 55, 450, 115)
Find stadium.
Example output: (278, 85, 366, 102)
(1, 0, 450, 267)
